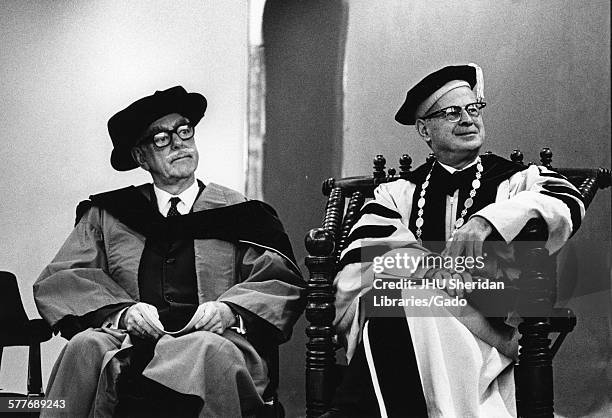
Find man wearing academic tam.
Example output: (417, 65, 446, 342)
(324, 65, 585, 417)
(33, 86, 305, 417)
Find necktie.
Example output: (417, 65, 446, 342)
(167, 197, 181, 217)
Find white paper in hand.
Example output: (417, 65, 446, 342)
(140, 305, 207, 337)
(140, 305, 165, 333)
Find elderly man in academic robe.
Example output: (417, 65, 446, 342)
(33, 86, 305, 417)
(323, 65, 585, 417)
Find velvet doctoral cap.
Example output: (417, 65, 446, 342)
(108, 86, 207, 171)
(395, 65, 481, 126)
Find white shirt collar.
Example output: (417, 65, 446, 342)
(153, 180, 200, 217)
(437, 157, 479, 174)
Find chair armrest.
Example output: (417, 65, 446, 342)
(0, 319, 52, 347)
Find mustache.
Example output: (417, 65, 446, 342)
(167, 148, 196, 162)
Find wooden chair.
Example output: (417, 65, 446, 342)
(304, 148, 611, 418)
(0, 271, 53, 417)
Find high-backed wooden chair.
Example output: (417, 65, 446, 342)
(304, 148, 611, 418)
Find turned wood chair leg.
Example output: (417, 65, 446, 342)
(515, 241, 556, 418)
(516, 319, 553, 417)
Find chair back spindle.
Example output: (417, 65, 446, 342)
(336, 192, 365, 263)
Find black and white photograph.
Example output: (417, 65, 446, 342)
(0, 1, 610, 417)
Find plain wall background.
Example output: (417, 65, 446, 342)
(341, 1, 610, 416)
(0, 0, 247, 395)
(343, 0, 611, 175)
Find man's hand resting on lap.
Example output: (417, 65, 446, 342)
(120, 302, 164, 341)
(193, 301, 235, 334)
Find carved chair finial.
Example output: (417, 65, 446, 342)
(305, 228, 335, 257)
(322, 178, 336, 196)
(399, 154, 412, 179)
(511, 149, 524, 165)
(373, 155, 386, 179)
(540, 147, 553, 168)
(597, 168, 612, 189)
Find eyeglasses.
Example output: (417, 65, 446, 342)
(422, 102, 486, 122)
(142, 124, 194, 149)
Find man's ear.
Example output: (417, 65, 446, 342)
(415, 119, 431, 145)
(131, 147, 149, 171)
